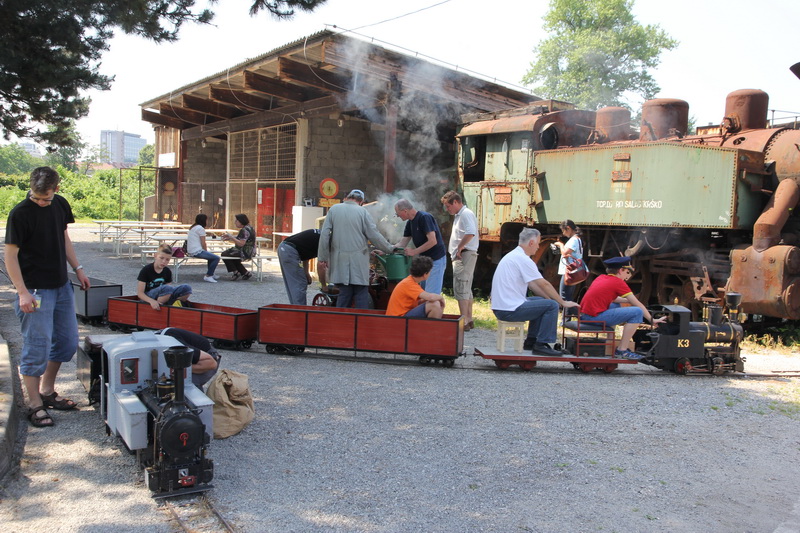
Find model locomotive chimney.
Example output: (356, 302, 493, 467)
(163, 346, 193, 404)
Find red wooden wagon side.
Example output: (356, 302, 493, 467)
(258, 304, 464, 366)
(107, 295, 258, 348)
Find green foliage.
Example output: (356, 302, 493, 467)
(1, 165, 156, 221)
(42, 123, 85, 172)
(0, 144, 45, 175)
(139, 144, 156, 167)
(523, 0, 678, 110)
(0, 0, 326, 148)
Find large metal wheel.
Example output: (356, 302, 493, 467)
(265, 344, 280, 354)
(240, 340, 253, 349)
(419, 356, 432, 365)
(519, 361, 536, 371)
(711, 357, 725, 375)
(442, 358, 455, 368)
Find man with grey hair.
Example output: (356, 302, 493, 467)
(491, 227, 580, 356)
(318, 189, 394, 308)
(393, 197, 447, 294)
(5, 166, 90, 427)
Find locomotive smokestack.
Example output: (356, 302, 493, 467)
(163, 346, 193, 404)
(790, 62, 800, 81)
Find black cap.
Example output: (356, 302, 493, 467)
(603, 256, 633, 268)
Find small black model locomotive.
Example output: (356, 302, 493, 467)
(635, 293, 745, 374)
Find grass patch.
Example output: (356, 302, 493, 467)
(442, 293, 498, 330)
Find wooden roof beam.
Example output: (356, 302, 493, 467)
(182, 94, 245, 119)
(141, 109, 191, 130)
(243, 70, 317, 103)
(277, 57, 351, 93)
(209, 85, 274, 110)
(158, 103, 222, 126)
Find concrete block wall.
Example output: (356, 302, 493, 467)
(304, 117, 386, 200)
(183, 139, 227, 184)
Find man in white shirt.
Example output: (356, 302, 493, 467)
(441, 191, 479, 330)
(491, 227, 580, 356)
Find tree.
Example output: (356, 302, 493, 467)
(0, 0, 327, 148)
(0, 144, 44, 175)
(139, 144, 156, 167)
(522, 0, 677, 111)
(43, 123, 85, 172)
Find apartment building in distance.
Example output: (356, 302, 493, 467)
(100, 130, 147, 167)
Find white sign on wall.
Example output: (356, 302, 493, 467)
(158, 152, 176, 167)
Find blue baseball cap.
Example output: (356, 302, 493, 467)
(603, 256, 633, 268)
(348, 189, 365, 201)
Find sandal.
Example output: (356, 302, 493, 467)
(241, 271, 252, 281)
(41, 392, 78, 411)
(27, 406, 54, 427)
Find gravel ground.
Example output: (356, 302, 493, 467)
(1, 225, 800, 532)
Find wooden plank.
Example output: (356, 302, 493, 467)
(182, 94, 245, 119)
(142, 109, 190, 130)
(244, 70, 316, 103)
(158, 103, 221, 126)
(210, 85, 273, 110)
(277, 57, 350, 93)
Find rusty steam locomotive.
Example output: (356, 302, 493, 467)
(456, 64, 800, 326)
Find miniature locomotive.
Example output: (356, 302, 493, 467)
(102, 331, 214, 497)
(635, 293, 745, 374)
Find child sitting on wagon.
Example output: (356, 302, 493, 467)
(385, 256, 445, 318)
(137, 244, 193, 310)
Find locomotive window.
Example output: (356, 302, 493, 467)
(539, 123, 559, 150)
(121, 358, 139, 385)
(461, 136, 486, 182)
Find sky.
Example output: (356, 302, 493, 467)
(59, 0, 800, 147)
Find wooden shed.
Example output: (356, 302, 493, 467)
(140, 30, 539, 237)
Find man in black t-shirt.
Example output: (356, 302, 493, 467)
(278, 228, 328, 305)
(5, 167, 90, 427)
(156, 328, 221, 388)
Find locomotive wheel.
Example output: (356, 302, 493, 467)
(240, 340, 253, 349)
(312, 293, 333, 306)
(711, 357, 725, 375)
(265, 344, 280, 354)
(494, 360, 511, 370)
(674, 357, 691, 375)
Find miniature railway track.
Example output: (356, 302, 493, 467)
(162, 494, 236, 533)
(266, 347, 800, 379)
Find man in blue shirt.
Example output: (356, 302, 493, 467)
(392, 198, 447, 294)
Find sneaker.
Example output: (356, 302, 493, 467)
(241, 271, 253, 281)
(213, 274, 220, 279)
(615, 349, 644, 360)
(531, 342, 563, 356)
(203, 276, 218, 283)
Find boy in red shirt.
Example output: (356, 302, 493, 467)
(385, 256, 445, 318)
(580, 256, 664, 359)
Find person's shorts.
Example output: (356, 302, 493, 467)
(404, 303, 427, 318)
(453, 250, 478, 300)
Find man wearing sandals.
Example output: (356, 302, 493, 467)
(5, 167, 89, 427)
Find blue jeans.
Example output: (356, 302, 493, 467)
(336, 284, 370, 309)
(192, 250, 220, 276)
(278, 242, 308, 305)
(581, 303, 643, 327)
(14, 281, 79, 377)
(420, 255, 446, 295)
(493, 297, 559, 344)
(146, 284, 192, 305)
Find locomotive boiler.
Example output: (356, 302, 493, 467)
(103, 331, 214, 497)
(456, 64, 800, 325)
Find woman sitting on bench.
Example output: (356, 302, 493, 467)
(221, 213, 256, 281)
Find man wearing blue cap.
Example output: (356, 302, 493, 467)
(580, 256, 665, 359)
(491, 227, 580, 356)
(318, 189, 394, 308)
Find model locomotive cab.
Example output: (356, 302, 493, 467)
(103, 331, 214, 497)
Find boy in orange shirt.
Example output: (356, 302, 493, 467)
(385, 256, 445, 318)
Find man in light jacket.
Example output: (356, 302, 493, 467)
(318, 189, 393, 308)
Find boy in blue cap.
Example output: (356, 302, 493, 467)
(579, 256, 664, 359)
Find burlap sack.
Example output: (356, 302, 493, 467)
(205, 369, 255, 439)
